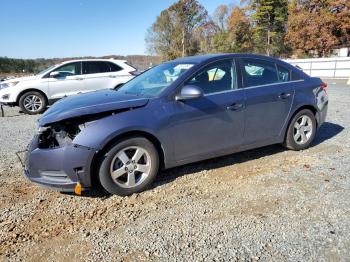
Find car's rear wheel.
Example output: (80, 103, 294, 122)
(98, 137, 159, 196)
(284, 109, 316, 150)
(19, 91, 47, 115)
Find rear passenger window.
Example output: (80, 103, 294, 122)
(241, 58, 278, 87)
(291, 71, 303, 81)
(277, 65, 290, 82)
(83, 62, 110, 74)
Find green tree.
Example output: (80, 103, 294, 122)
(227, 6, 254, 53)
(246, 0, 289, 56)
(146, 0, 208, 60)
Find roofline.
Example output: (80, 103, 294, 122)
(60, 58, 127, 64)
(168, 53, 282, 64)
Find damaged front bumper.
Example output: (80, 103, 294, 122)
(24, 135, 97, 192)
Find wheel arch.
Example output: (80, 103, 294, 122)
(16, 88, 48, 105)
(283, 104, 318, 143)
(290, 105, 318, 127)
(90, 130, 166, 187)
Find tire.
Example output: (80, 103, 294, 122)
(19, 91, 47, 115)
(98, 137, 159, 196)
(284, 109, 317, 150)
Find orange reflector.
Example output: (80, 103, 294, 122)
(74, 183, 82, 195)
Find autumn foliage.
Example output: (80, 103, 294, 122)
(146, 0, 350, 60)
(286, 0, 350, 57)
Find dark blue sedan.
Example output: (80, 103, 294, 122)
(25, 54, 328, 196)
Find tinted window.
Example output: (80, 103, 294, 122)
(277, 64, 290, 82)
(186, 59, 237, 95)
(241, 58, 278, 87)
(53, 62, 81, 77)
(109, 62, 122, 72)
(291, 70, 303, 81)
(83, 61, 111, 74)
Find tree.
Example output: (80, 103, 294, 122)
(213, 5, 229, 32)
(227, 6, 254, 53)
(195, 20, 218, 53)
(246, 0, 289, 56)
(146, 0, 208, 60)
(286, 0, 350, 57)
(146, 10, 177, 60)
(206, 5, 232, 53)
(330, 0, 350, 47)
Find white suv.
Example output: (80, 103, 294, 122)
(0, 59, 137, 114)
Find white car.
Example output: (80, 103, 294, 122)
(0, 59, 137, 114)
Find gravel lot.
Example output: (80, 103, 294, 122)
(0, 80, 349, 261)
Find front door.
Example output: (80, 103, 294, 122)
(48, 62, 85, 99)
(169, 59, 246, 163)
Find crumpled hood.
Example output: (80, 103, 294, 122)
(39, 90, 149, 126)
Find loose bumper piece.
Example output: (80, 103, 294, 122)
(24, 135, 96, 192)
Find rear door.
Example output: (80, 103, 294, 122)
(47, 62, 85, 99)
(238, 57, 295, 145)
(82, 61, 119, 92)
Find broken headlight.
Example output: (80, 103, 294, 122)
(38, 123, 89, 149)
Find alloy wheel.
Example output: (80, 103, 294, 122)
(293, 115, 313, 145)
(109, 146, 152, 188)
(23, 95, 43, 112)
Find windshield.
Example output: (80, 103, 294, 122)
(118, 62, 195, 97)
(36, 64, 59, 76)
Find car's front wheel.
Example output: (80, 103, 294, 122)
(19, 91, 47, 115)
(284, 109, 316, 150)
(98, 137, 159, 196)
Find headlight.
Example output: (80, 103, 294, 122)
(0, 81, 19, 89)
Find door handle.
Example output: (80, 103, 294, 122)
(75, 77, 84, 81)
(278, 93, 291, 99)
(227, 103, 244, 111)
(109, 75, 117, 78)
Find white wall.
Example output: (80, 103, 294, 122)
(284, 57, 350, 79)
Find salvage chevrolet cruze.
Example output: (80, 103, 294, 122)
(25, 54, 328, 196)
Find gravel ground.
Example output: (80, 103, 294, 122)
(0, 81, 349, 261)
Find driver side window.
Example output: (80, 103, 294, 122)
(186, 59, 237, 95)
(53, 62, 81, 77)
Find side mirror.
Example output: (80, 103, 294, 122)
(175, 85, 203, 101)
(49, 71, 60, 78)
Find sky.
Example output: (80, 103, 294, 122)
(0, 0, 238, 59)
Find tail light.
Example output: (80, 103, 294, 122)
(321, 82, 328, 92)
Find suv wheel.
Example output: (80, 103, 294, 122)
(19, 91, 47, 115)
(98, 137, 159, 196)
(284, 109, 316, 150)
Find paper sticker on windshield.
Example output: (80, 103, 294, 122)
(174, 64, 194, 70)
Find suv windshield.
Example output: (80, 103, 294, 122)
(118, 62, 195, 97)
